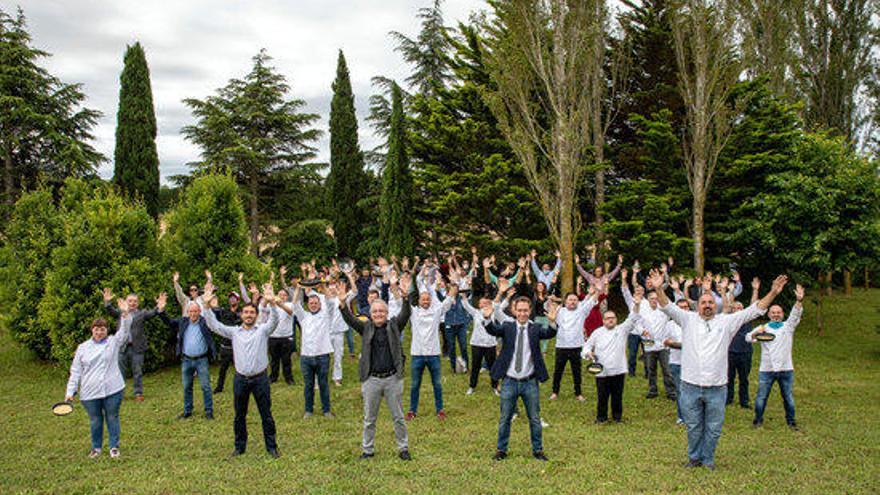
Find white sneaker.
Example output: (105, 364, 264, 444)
(109, 448, 120, 458)
(466, 388, 474, 395)
(512, 413, 518, 421)
(88, 448, 101, 459)
(494, 388, 500, 397)
(676, 418, 684, 425)
(541, 418, 550, 428)
(480, 368, 487, 374)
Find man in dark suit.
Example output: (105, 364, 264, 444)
(102, 288, 162, 401)
(486, 291, 558, 461)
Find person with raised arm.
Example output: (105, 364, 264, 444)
(548, 285, 598, 402)
(622, 274, 676, 401)
(460, 293, 501, 395)
(486, 291, 558, 461)
(529, 249, 562, 292)
(575, 253, 623, 293)
(582, 291, 643, 423)
(101, 288, 162, 402)
(338, 272, 414, 461)
(65, 296, 140, 458)
(288, 278, 338, 418)
(172, 270, 209, 315)
(746, 283, 805, 430)
(648, 269, 788, 470)
(726, 277, 761, 408)
(267, 266, 296, 386)
(406, 266, 458, 421)
(202, 282, 281, 458)
(620, 268, 645, 378)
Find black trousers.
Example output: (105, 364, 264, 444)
(469, 345, 498, 389)
(215, 346, 234, 391)
(727, 352, 752, 406)
(596, 373, 625, 422)
(269, 337, 294, 384)
(551, 347, 582, 396)
(233, 371, 277, 453)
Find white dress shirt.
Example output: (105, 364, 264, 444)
(204, 307, 278, 376)
(506, 322, 534, 380)
(461, 298, 498, 348)
(622, 286, 670, 351)
(409, 288, 454, 356)
(746, 304, 802, 372)
(270, 304, 294, 338)
(661, 301, 767, 387)
(666, 320, 683, 365)
(388, 291, 403, 318)
(582, 312, 642, 377)
(553, 296, 597, 349)
(291, 294, 336, 357)
(66, 316, 132, 400)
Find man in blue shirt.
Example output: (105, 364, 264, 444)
(160, 301, 217, 419)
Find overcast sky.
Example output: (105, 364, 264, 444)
(6, 0, 485, 183)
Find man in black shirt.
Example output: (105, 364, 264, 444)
(727, 301, 754, 408)
(339, 272, 414, 461)
(212, 292, 243, 393)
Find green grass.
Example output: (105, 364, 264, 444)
(1, 290, 878, 494)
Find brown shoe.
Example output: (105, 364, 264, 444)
(134, 395, 145, 402)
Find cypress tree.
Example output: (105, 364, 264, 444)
(113, 42, 160, 217)
(327, 50, 366, 257)
(379, 83, 414, 257)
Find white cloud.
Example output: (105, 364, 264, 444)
(6, 0, 485, 183)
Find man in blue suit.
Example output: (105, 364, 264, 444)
(486, 281, 558, 461)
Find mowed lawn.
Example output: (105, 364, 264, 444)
(1, 290, 878, 494)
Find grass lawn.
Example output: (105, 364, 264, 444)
(1, 289, 878, 494)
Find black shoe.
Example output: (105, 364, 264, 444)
(286, 379, 295, 385)
(213, 387, 223, 394)
(533, 451, 548, 461)
(205, 411, 214, 420)
(267, 448, 280, 459)
(177, 412, 192, 420)
(683, 459, 701, 468)
(646, 393, 658, 399)
(703, 463, 716, 471)
(398, 450, 412, 461)
(359, 452, 375, 460)
(229, 449, 244, 458)
(595, 418, 608, 424)
(270, 377, 278, 384)
(740, 403, 751, 409)
(788, 422, 799, 431)
(725, 401, 733, 407)
(493, 450, 507, 461)
(752, 419, 763, 428)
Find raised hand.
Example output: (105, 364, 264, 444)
(794, 284, 804, 301)
(156, 292, 167, 311)
(668, 277, 680, 291)
(554, 249, 561, 258)
(618, 254, 624, 265)
(202, 283, 214, 301)
(497, 278, 511, 294)
(751, 277, 761, 291)
(279, 265, 287, 278)
(621, 268, 629, 281)
(530, 248, 537, 258)
(770, 275, 789, 294)
(238, 272, 244, 283)
(205, 270, 212, 282)
(117, 298, 128, 316)
(646, 269, 664, 290)
(482, 257, 492, 268)
(102, 287, 114, 303)
(173, 272, 180, 283)
(399, 273, 412, 295)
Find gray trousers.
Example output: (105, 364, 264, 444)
(119, 346, 145, 396)
(645, 349, 676, 399)
(361, 375, 408, 454)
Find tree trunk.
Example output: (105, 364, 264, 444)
(844, 269, 852, 295)
(248, 176, 259, 256)
(814, 293, 823, 336)
(824, 271, 833, 296)
(594, 168, 605, 226)
(865, 266, 870, 290)
(692, 193, 705, 275)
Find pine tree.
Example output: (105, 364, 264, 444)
(0, 8, 103, 214)
(113, 42, 160, 217)
(327, 50, 366, 257)
(379, 83, 414, 257)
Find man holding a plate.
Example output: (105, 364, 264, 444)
(746, 284, 805, 430)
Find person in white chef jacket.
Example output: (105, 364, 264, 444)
(746, 284, 805, 430)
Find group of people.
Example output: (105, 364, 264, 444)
(64, 250, 804, 470)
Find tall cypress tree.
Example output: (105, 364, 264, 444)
(113, 42, 160, 217)
(379, 83, 414, 256)
(327, 50, 366, 257)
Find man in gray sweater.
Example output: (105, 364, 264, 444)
(338, 271, 414, 461)
(102, 288, 162, 401)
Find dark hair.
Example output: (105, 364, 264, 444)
(367, 288, 380, 296)
(90, 318, 108, 329)
(564, 291, 578, 299)
(241, 302, 258, 312)
(512, 296, 532, 308)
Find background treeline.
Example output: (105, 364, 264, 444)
(1, 1, 878, 364)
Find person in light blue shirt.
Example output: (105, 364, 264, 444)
(160, 300, 217, 420)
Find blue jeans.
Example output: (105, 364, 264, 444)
(627, 334, 641, 376)
(754, 371, 796, 424)
(182, 356, 213, 414)
(670, 363, 682, 420)
(345, 328, 355, 354)
(444, 324, 469, 372)
(301, 354, 331, 413)
(409, 355, 443, 414)
(680, 381, 727, 466)
(81, 389, 123, 450)
(498, 378, 542, 453)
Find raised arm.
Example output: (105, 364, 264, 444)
(339, 297, 367, 335)
(172, 272, 188, 308)
(786, 285, 804, 330)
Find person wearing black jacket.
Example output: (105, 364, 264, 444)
(339, 271, 414, 461)
(102, 288, 161, 401)
(727, 301, 755, 408)
(212, 293, 243, 393)
(159, 301, 217, 420)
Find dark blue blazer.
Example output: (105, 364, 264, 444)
(485, 319, 557, 382)
(159, 312, 217, 360)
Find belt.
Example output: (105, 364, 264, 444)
(505, 374, 534, 383)
(183, 353, 208, 360)
(236, 369, 267, 379)
(370, 370, 396, 379)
